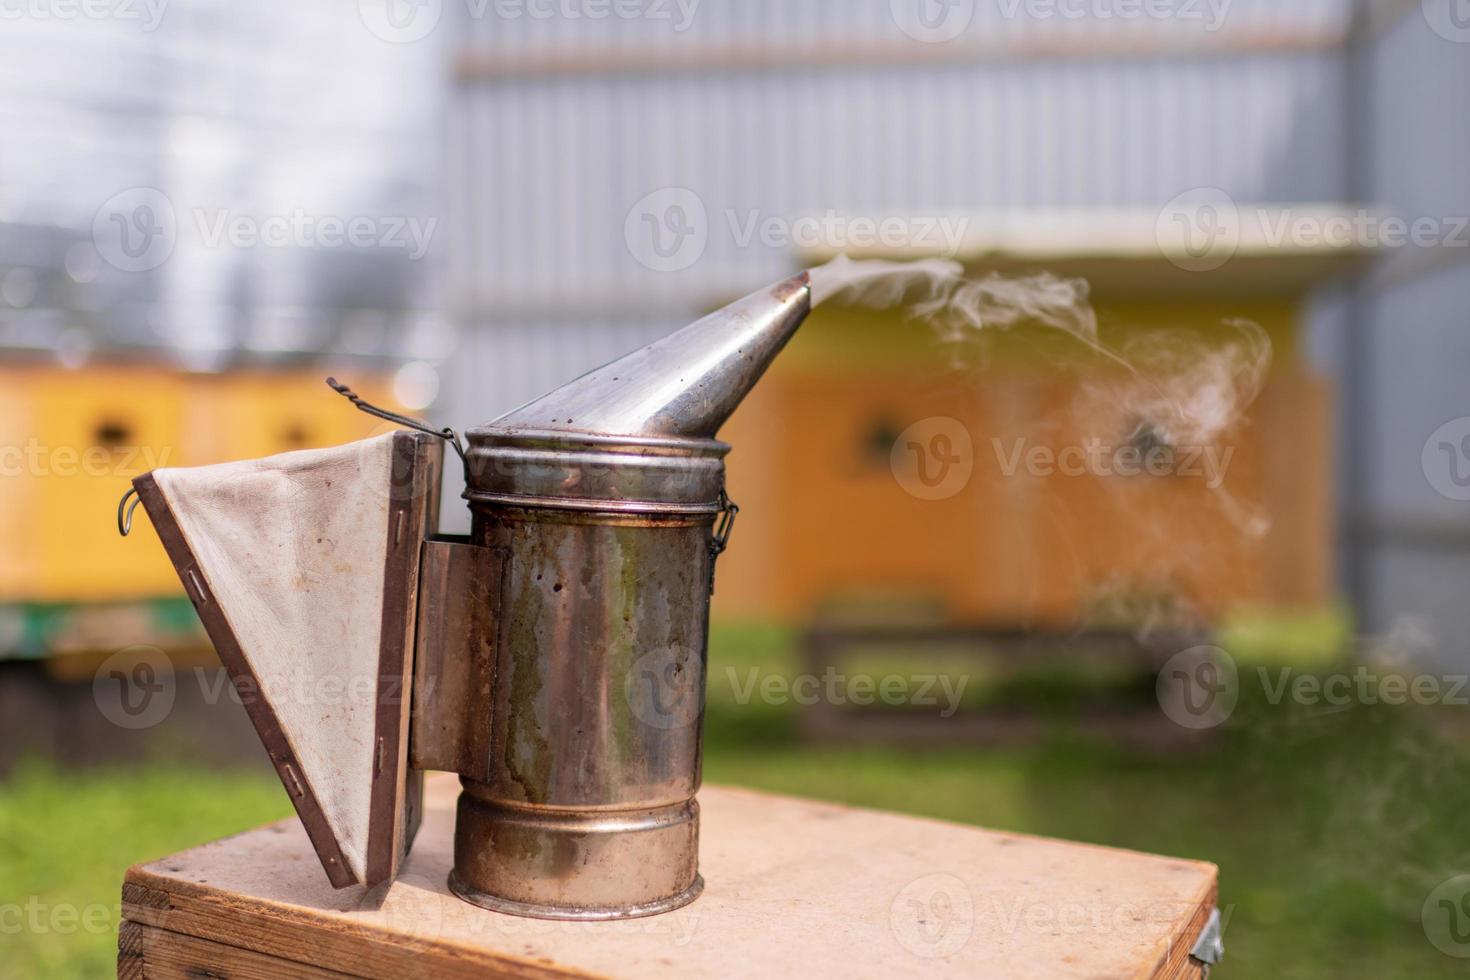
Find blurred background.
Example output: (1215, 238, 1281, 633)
(3, 0, 1469, 976)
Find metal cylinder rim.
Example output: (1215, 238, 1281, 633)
(447, 872, 704, 921)
(466, 426, 731, 458)
(462, 489, 724, 516)
(464, 428, 729, 511)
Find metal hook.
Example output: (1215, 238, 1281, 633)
(117, 485, 141, 537)
(710, 490, 739, 558)
(325, 377, 467, 464)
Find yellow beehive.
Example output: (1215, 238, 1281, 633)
(0, 364, 400, 605)
(716, 288, 1333, 627)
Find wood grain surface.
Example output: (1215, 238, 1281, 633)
(120, 774, 1217, 979)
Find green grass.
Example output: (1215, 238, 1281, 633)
(5, 622, 1469, 977)
(703, 623, 1470, 979)
(0, 765, 291, 979)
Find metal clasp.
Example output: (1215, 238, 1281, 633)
(1190, 908, 1225, 974)
(710, 490, 739, 559)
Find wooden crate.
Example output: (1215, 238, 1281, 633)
(119, 774, 1220, 978)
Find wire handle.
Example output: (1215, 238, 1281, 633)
(118, 485, 141, 537)
(326, 377, 467, 464)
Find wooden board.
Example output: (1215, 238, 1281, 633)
(120, 774, 1218, 979)
(132, 431, 441, 888)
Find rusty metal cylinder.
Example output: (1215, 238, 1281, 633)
(446, 272, 809, 919)
(450, 428, 731, 918)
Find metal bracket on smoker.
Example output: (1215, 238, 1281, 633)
(710, 490, 738, 559)
(1189, 907, 1224, 975)
(409, 535, 505, 781)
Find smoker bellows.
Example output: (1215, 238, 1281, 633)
(121, 272, 812, 919)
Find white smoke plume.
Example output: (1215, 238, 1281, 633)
(810, 253, 1106, 356)
(807, 254, 1275, 541)
(808, 254, 965, 308)
(808, 253, 1272, 453)
(1113, 317, 1272, 451)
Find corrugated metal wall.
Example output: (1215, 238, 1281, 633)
(0, 3, 444, 366)
(455, 0, 1346, 49)
(448, 56, 1346, 308)
(1345, 6, 1470, 668)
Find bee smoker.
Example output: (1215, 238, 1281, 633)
(122, 272, 812, 919)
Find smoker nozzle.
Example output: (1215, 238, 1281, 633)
(486, 272, 812, 442)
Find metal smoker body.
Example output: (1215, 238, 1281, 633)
(125, 272, 811, 919)
(441, 272, 810, 917)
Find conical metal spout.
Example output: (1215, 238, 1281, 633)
(490, 272, 811, 441)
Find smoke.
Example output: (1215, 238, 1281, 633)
(809, 253, 1107, 358)
(808, 254, 965, 308)
(807, 254, 1276, 552)
(808, 253, 1272, 456)
(1113, 317, 1272, 451)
